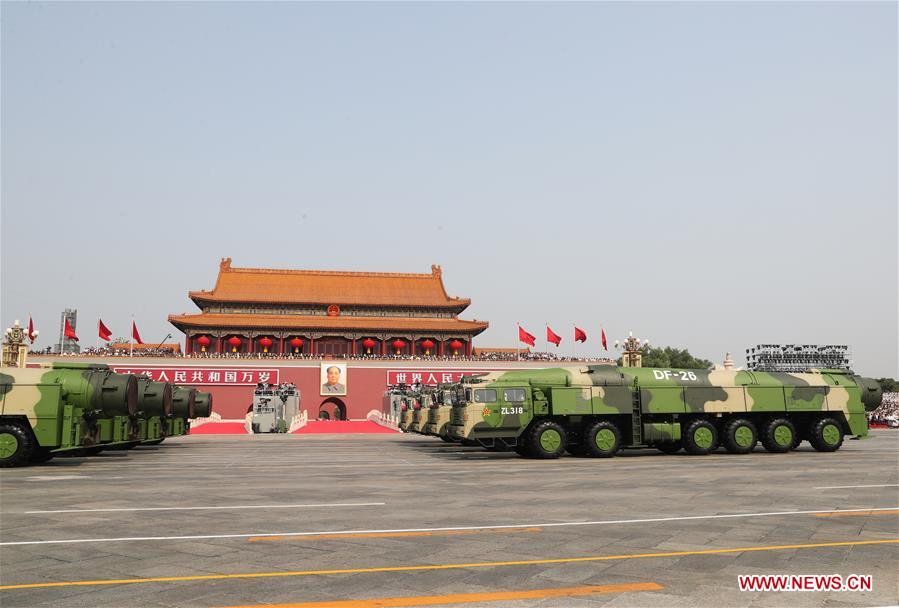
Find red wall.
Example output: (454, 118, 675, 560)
(194, 365, 388, 419)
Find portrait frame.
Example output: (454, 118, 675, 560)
(320, 362, 348, 396)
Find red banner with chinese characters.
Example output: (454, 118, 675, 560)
(111, 366, 279, 386)
(386, 370, 501, 386)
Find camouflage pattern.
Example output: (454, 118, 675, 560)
(447, 365, 882, 457)
(0, 363, 203, 466)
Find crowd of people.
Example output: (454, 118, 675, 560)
(869, 392, 899, 426)
(30, 347, 615, 363)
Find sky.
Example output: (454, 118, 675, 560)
(1, 2, 896, 377)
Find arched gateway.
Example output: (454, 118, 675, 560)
(318, 397, 347, 421)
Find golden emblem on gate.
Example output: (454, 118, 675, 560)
(327, 305, 340, 317)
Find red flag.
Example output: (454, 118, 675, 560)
(518, 325, 536, 347)
(546, 326, 561, 346)
(98, 319, 112, 341)
(64, 318, 79, 341)
(601, 327, 608, 350)
(27, 316, 37, 343)
(132, 321, 144, 345)
(574, 326, 587, 343)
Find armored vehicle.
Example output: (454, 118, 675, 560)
(447, 365, 882, 458)
(250, 383, 300, 433)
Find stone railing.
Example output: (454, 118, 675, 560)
(367, 409, 400, 431)
(288, 409, 309, 433)
(189, 411, 222, 429)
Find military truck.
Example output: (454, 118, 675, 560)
(422, 386, 457, 442)
(447, 365, 882, 458)
(0, 363, 140, 466)
(250, 383, 300, 433)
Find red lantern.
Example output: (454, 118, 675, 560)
(450, 339, 463, 355)
(289, 337, 304, 353)
(196, 335, 210, 352)
(227, 336, 241, 352)
(421, 339, 434, 356)
(392, 339, 406, 354)
(259, 337, 273, 353)
(363, 338, 377, 354)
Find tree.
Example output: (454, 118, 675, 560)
(876, 378, 898, 393)
(637, 346, 713, 370)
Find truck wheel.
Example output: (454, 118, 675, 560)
(584, 421, 621, 458)
(761, 418, 795, 453)
(722, 418, 757, 454)
(809, 417, 844, 452)
(0, 422, 34, 468)
(513, 443, 531, 457)
(529, 421, 566, 459)
(683, 419, 718, 455)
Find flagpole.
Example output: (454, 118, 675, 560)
(130, 316, 134, 358)
(96, 316, 100, 353)
(516, 323, 520, 362)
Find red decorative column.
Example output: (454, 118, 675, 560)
(279, 337, 284, 355)
(247, 336, 253, 355)
(310, 336, 315, 356)
(380, 339, 385, 356)
(466, 340, 472, 356)
(217, 336, 223, 354)
(352, 338, 357, 356)
(439, 339, 444, 357)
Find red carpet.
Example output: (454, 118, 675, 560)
(292, 420, 399, 434)
(189, 422, 249, 434)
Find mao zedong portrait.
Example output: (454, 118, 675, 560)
(322, 366, 346, 393)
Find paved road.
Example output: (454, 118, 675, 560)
(1, 430, 897, 607)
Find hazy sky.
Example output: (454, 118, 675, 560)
(2, 2, 896, 376)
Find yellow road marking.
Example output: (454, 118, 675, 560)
(814, 509, 899, 517)
(248, 527, 543, 542)
(219, 582, 664, 608)
(1, 539, 895, 591)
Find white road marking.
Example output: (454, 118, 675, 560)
(814, 484, 899, 490)
(24, 502, 386, 514)
(24, 475, 91, 482)
(2, 506, 896, 547)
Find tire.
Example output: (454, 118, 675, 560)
(809, 417, 844, 452)
(761, 418, 796, 453)
(0, 422, 34, 468)
(29, 447, 55, 464)
(682, 419, 718, 455)
(584, 421, 621, 458)
(513, 443, 531, 457)
(722, 418, 757, 454)
(528, 420, 567, 459)
(439, 435, 455, 443)
(656, 440, 683, 455)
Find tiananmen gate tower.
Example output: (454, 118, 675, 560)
(168, 258, 488, 357)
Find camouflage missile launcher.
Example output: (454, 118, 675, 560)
(447, 365, 882, 459)
(407, 395, 428, 434)
(169, 386, 197, 438)
(135, 378, 173, 444)
(0, 363, 140, 466)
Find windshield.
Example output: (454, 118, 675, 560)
(473, 388, 497, 403)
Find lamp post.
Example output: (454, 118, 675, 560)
(2, 320, 29, 368)
(614, 331, 649, 368)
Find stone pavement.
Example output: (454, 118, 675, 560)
(1, 430, 897, 607)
